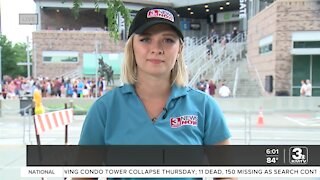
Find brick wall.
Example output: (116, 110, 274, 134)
(247, 0, 320, 96)
(32, 30, 125, 78)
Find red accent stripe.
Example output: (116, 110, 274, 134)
(52, 112, 59, 127)
(65, 110, 71, 124)
(37, 115, 45, 134)
(59, 111, 65, 125)
(45, 114, 52, 130)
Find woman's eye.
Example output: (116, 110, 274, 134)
(164, 38, 175, 43)
(139, 38, 150, 42)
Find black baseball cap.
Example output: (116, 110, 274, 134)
(128, 7, 184, 40)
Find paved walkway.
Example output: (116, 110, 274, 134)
(1, 110, 320, 179)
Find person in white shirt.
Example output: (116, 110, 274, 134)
(305, 79, 312, 97)
(219, 83, 231, 98)
(300, 80, 307, 96)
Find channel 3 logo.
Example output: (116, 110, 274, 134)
(289, 146, 308, 165)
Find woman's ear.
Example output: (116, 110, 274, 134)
(178, 47, 183, 58)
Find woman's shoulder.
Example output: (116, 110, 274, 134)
(185, 86, 207, 95)
(184, 86, 214, 101)
(96, 84, 133, 102)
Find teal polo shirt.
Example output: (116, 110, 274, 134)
(79, 84, 231, 145)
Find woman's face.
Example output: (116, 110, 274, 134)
(133, 24, 181, 80)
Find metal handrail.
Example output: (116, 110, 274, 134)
(246, 55, 265, 96)
(233, 67, 239, 97)
(186, 33, 245, 88)
(212, 34, 246, 82)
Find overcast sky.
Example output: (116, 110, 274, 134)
(1, 0, 36, 44)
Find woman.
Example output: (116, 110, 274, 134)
(208, 80, 217, 96)
(77, 7, 233, 180)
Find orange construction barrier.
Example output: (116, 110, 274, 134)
(34, 108, 73, 135)
(257, 107, 264, 127)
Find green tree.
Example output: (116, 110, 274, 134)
(0, 35, 28, 78)
(67, 0, 131, 40)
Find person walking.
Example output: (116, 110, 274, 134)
(305, 79, 312, 97)
(300, 80, 307, 96)
(208, 80, 217, 96)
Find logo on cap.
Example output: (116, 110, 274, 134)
(147, 9, 174, 22)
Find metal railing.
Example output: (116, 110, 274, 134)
(1, 108, 319, 145)
(232, 67, 239, 97)
(186, 33, 246, 87)
(0, 104, 34, 144)
(1, 98, 320, 145)
(246, 55, 265, 96)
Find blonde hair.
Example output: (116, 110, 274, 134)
(121, 35, 188, 87)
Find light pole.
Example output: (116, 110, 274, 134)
(95, 41, 99, 98)
(26, 36, 31, 78)
(0, 46, 2, 90)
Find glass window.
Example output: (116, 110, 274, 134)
(293, 41, 320, 48)
(42, 51, 78, 63)
(292, 55, 310, 96)
(259, 44, 272, 54)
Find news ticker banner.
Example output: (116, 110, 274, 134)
(21, 166, 320, 178)
(27, 145, 320, 166)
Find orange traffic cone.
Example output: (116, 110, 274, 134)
(257, 107, 264, 127)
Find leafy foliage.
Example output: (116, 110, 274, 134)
(71, 0, 82, 19)
(0, 35, 28, 78)
(69, 0, 131, 40)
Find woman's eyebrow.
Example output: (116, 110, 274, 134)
(139, 31, 178, 37)
(139, 32, 151, 36)
(162, 33, 178, 37)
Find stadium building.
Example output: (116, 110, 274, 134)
(32, 0, 320, 96)
(247, 0, 320, 96)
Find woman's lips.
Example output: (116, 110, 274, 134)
(148, 59, 164, 64)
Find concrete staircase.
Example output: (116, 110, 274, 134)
(217, 59, 262, 97)
(184, 33, 263, 97)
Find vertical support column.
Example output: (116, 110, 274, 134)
(0, 46, 2, 93)
(64, 103, 68, 145)
(33, 43, 37, 78)
(95, 41, 99, 98)
(26, 36, 31, 79)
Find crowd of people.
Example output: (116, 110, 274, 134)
(0, 76, 114, 99)
(206, 27, 240, 57)
(0, 75, 234, 99)
(196, 79, 231, 98)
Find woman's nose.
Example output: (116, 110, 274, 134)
(150, 41, 164, 54)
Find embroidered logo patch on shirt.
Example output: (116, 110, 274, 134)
(170, 115, 198, 128)
(147, 9, 174, 22)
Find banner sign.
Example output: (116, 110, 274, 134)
(216, 11, 240, 23)
(190, 23, 201, 30)
(42, 51, 79, 63)
(19, 13, 38, 25)
(239, 0, 247, 18)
